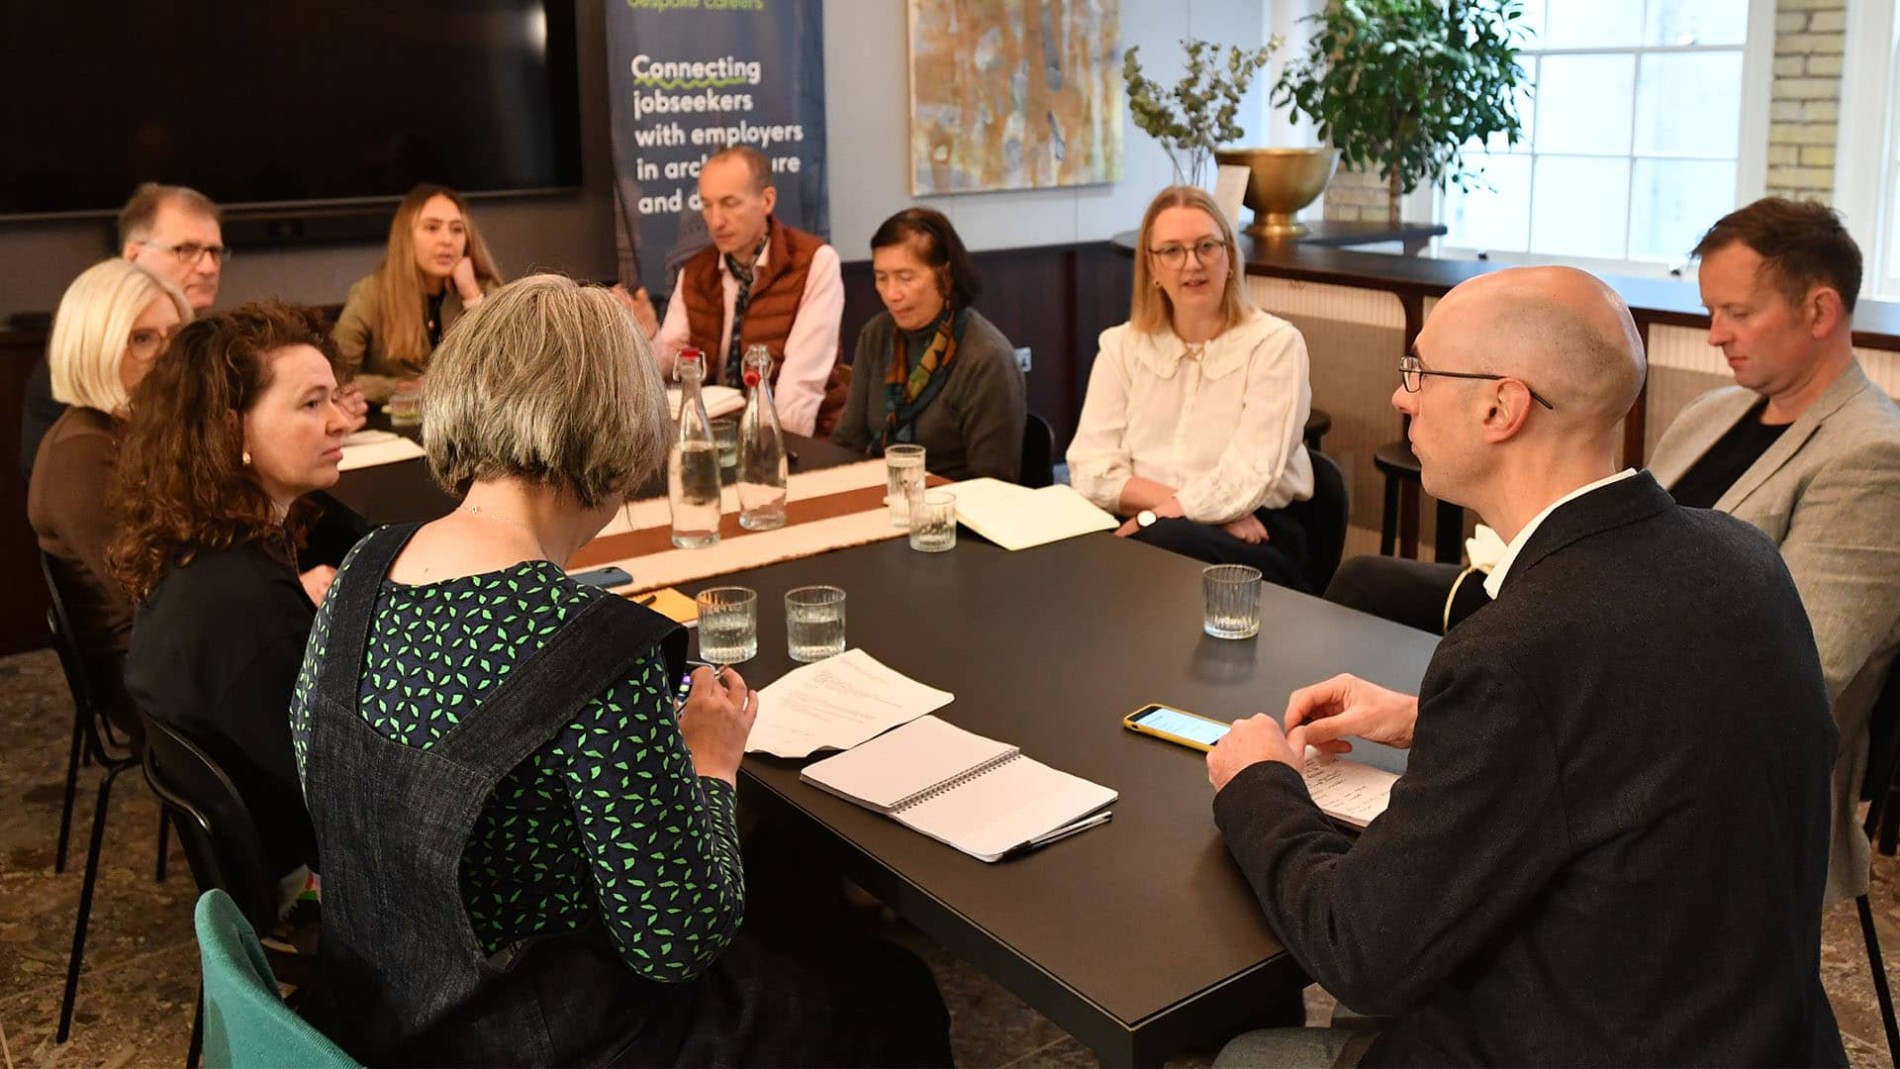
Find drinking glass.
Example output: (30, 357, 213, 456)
(387, 378, 424, 426)
(907, 491, 957, 552)
(784, 585, 847, 663)
(885, 444, 927, 527)
(695, 587, 758, 662)
(710, 417, 740, 474)
(1202, 565, 1263, 640)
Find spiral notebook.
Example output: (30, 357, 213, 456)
(800, 716, 1117, 862)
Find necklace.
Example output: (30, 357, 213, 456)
(461, 503, 555, 563)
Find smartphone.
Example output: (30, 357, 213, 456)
(1123, 703, 1232, 752)
(571, 565, 634, 589)
(674, 660, 716, 711)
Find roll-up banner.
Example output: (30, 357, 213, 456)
(607, 0, 829, 298)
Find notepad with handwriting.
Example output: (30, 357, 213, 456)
(1302, 749, 1398, 829)
(948, 478, 1118, 551)
(801, 715, 1117, 862)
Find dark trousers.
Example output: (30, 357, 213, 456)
(1323, 555, 1491, 635)
(1131, 505, 1315, 594)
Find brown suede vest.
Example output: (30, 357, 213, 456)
(679, 215, 846, 435)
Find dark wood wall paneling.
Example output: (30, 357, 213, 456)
(1, 335, 50, 654)
(839, 241, 1133, 454)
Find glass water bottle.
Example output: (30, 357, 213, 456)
(667, 348, 722, 548)
(736, 345, 788, 531)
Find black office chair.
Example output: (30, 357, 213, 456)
(142, 711, 321, 1068)
(1281, 449, 1349, 595)
(1857, 663, 1900, 1066)
(43, 553, 171, 1045)
(1020, 412, 1056, 488)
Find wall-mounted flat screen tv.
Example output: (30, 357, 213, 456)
(1, 0, 582, 219)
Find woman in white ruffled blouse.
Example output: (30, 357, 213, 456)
(1066, 185, 1316, 590)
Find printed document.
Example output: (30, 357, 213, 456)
(746, 649, 954, 758)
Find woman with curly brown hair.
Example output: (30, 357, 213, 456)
(110, 301, 354, 883)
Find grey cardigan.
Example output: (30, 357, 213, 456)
(831, 308, 1026, 482)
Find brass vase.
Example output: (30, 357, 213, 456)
(1214, 147, 1341, 238)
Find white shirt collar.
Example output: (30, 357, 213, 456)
(716, 234, 772, 280)
(1482, 469, 1639, 599)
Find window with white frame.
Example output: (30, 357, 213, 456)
(1437, 0, 1767, 271)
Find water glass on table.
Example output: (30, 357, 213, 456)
(907, 490, 957, 552)
(387, 378, 424, 426)
(785, 585, 847, 663)
(695, 587, 759, 662)
(710, 417, 740, 474)
(885, 444, 927, 527)
(1202, 564, 1263, 640)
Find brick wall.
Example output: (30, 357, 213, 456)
(1319, 0, 1850, 219)
(1768, 0, 1846, 203)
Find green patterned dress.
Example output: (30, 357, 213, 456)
(290, 555, 744, 980)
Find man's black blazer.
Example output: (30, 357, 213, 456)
(1215, 473, 1845, 1066)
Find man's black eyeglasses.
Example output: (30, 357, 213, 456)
(1399, 354, 1555, 410)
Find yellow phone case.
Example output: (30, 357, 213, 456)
(1122, 703, 1230, 753)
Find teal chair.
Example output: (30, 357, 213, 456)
(193, 890, 356, 1069)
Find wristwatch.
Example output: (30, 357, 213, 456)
(1137, 509, 1158, 529)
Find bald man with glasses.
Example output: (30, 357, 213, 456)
(1205, 266, 1843, 1066)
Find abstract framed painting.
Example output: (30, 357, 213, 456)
(908, 0, 1124, 195)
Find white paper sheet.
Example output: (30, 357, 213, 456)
(1302, 747, 1399, 828)
(338, 436, 427, 471)
(666, 384, 745, 420)
(747, 649, 954, 758)
(948, 478, 1118, 551)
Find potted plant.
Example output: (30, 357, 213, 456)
(1124, 37, 1279, 189)
(1272, 0, 1530, 227)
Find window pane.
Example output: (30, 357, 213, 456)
(1534, 54, 1636, 156)
(1633, 51, 1743, 158)
(1531, 156, 1632, 258)
(1484, 57, 1537, 153)
(1628, 158, 1737, 261)
(1444, 154, 1534, 252)
(1888, 166, 1900, 289)
(1645, 0, 1749, 46)
(1542, 0, 1644, 49)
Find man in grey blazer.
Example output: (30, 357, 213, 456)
(1209, 266, 1843, 1066)
(1328, 198, 1900, 903)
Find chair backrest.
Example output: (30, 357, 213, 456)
(40, 551, 102, 721)
(143, 712, 284, 934)
(194, 889, 358, 1069)
(1861, 660, 1900, 837)
(1021, 412, 1055, 488)
(1283, 449, 1349, 594)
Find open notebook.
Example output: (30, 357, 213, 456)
(948, 478, 1118, 551)
(667, 384, 745, 420)
(1302, 748, 1398, 829)
(801, 716, 1117, 862)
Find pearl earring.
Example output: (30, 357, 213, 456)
(241, 449, 252, 466)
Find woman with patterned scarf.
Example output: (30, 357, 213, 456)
(831, 208, 1026, 481)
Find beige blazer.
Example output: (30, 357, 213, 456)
(332, 274, 474, 379)
(1651, 359, 1900, 902)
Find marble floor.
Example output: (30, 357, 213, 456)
(2, 638, 1896, 1067)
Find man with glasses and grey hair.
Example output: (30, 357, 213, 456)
(19, 183, 228, 480)
(1204, 266, 1843, 1066)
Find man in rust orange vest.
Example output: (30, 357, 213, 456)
(652, 146, 847, 437)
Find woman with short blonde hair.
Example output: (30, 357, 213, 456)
(332, 183, 503, 381)
(292, 273, 949, 1066)
(28, 259, 190, 737)
(1067, 185, 1318, 590)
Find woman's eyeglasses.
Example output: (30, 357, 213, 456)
(1148, 238, 1226, 270)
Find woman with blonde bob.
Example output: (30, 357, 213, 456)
(28, 259, 190, 735)
(1066, 185, 1317, 589)
(332, 182, 502, 382)
(291, 275, 949, 1066)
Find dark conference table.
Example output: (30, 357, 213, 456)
(322, 439, 1438, 1065)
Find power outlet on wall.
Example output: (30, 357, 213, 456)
(1015, 346, 1032, 374)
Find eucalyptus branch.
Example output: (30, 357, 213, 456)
(1125, 36, 1281, 188)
